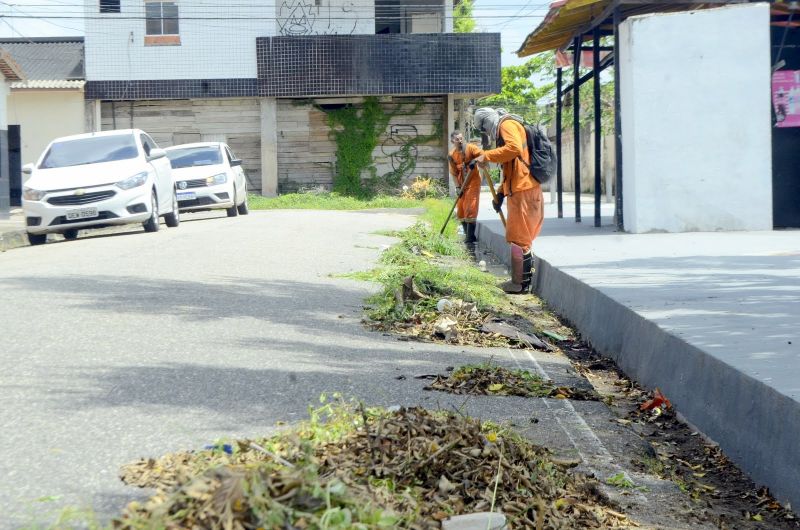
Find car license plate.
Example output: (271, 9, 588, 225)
(66, 207, 99, 221)
(177, 192, 196, 201)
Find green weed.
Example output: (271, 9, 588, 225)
(247, 192, 422, 211)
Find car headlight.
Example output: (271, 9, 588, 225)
(206, 173, 227, 185)
(116, 172, 149, 190)
(23, 187, 46, 201)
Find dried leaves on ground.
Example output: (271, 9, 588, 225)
(425, 364, 600, 401)
(114, 402, 630, 530)
(378, 279, 553, 349)
(560, 340, 800, 530)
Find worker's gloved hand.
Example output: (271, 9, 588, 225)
(492, 192, 505, 213)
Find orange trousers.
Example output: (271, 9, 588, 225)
(457, 182, 481, 222)
(505, 186, 544, 253)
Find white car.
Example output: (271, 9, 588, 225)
(21, 129, 180, 245)
(165, 142, 249, 217)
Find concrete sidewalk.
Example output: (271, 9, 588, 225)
(476, 191, 800, 511)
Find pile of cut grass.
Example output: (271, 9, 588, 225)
(110, 398, 629, 529)
(349, 199, 508, 331)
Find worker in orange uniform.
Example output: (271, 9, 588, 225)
(473, 107, 544, 294)
(448, 130, 483, 252)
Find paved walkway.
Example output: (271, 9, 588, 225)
(476, 190, 800, 510)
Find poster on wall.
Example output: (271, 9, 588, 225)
(772, 70, 800, 128)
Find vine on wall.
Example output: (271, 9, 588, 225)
(320, 97, 442, 197)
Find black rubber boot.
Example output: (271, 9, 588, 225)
(464, 222, 477, 255)
(466, 223, 477, 245)
(521, 251, 533, 293)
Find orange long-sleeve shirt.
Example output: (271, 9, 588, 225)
(482, 118, 538, 196)
(448, 143, 483, 188)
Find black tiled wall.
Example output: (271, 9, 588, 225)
(85, 33, 501, 101)
(257, 33, 501, 97)
(85, 79, 259, 100)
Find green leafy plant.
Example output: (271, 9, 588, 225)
(606, 472, 636, 489)
(320, 98, 443, 198)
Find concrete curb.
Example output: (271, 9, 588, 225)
(0, 228, 29, 252)
(476, 219, 800, 511)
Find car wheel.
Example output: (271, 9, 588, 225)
(63, 229, 79, 240)
(164, 190, 180, 228)
(28, 233, 47, 245)
(226, 189, 239, 218)
(143, 190, 160, 233)
(237, 187, 249, 215)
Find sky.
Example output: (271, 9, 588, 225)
(473, 0, 551, 67)
(0, 0, 550, 68)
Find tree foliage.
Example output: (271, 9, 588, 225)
(480, 51, 616, 134)
(480, 54, 556, 125)
(454, 0, 476, 33)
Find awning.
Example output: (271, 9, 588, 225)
(517, 0, 611, 57)
(516, 1, 752, 57)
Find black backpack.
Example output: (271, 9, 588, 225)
(499, 117, 557, 185)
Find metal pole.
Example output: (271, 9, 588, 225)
(556, 67, 564, 218)
(613, 7, 624, 230)
(593, 27, 602, 228)
(573, 36, 581, 223)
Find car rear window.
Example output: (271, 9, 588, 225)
(166, 147, 223, 169)
(40, 134, 139, 169)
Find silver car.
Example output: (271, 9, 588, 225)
(165, 142, 249, 217)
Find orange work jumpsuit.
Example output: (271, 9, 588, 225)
(483, 118, 544, 254)
(448, 143, 483, 223)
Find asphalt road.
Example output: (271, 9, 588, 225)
(0, 209, 701, 529)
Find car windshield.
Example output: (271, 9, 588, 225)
(39, 134, 140, 169)
(167, 147, 223, 169)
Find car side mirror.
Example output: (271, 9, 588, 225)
(230, 159, 242, 167)
(22, 163, 34, 175)
(148, 148, 167, 160)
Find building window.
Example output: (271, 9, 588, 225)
(146, 1, 179, 36)
(99, 0, 120, 13)
(375, 0, 444, 34)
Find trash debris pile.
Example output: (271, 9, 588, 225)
(426, 364, 600, 401)
(114, 403, 630, 529)
(375, 275, 552, 349)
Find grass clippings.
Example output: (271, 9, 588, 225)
(350, 199, 557, 349)
(112, 399, 630, 530)
(426, 363, 600, 401)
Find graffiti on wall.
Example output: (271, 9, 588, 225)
(278, 1, 359, 36)
(381, 124, 419, 181)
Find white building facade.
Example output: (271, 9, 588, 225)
(83, 0, 497, 195)
(619, 3, 773, 233)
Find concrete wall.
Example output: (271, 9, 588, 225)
(7, 89, 86, 175)
(100, 99, 263, 191)
(559, 124, 615, 196)
(84, 0, 376, 81)
(84, 0, 272, 80)
(277, 0, 375, 36)
(0, 79, 8, 217)
(620, 3, 772, 233)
